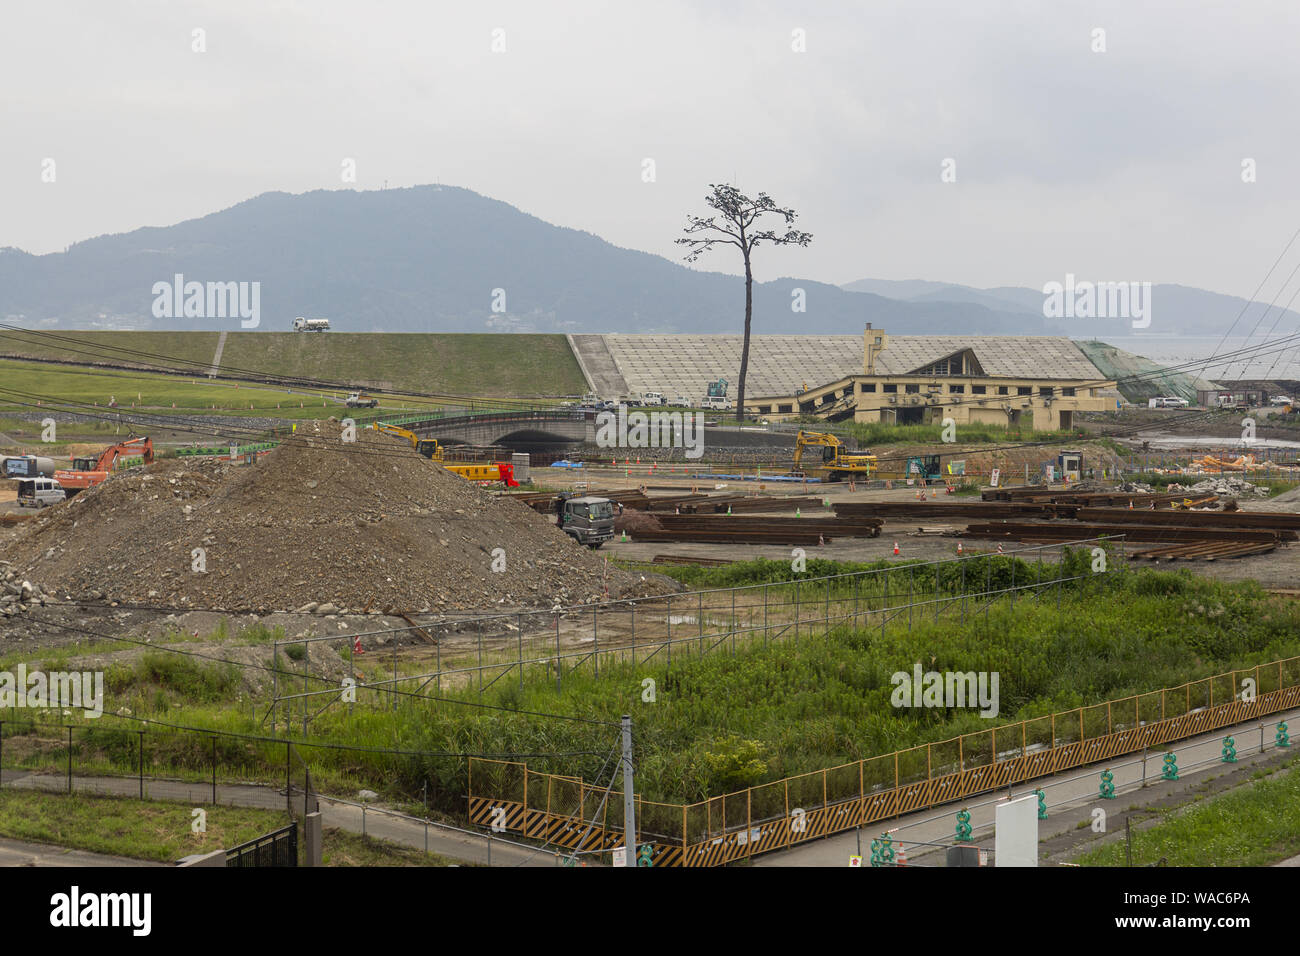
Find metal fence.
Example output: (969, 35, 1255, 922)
(227, 823, 297, 867)
(265, 537, 1125, 732)
(468, 654, 1300, 866)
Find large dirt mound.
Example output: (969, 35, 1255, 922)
(1, 423, 657, 612)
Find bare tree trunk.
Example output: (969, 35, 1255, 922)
(736, 256, 753, 423)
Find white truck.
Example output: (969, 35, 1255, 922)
(640, 391, 667, 406)
(17, 477, 66, 508)
(344, 391, 378, 408)
(293, 316, 330, 332)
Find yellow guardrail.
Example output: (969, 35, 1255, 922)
(469, 655, 1300, 866)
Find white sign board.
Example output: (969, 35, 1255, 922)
(990, 468, 1000, 488)
(848, 855, 862, 867)
(611, 846, 626, 867)
(995, 793, 1038, 867)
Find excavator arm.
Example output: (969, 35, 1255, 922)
(372, 423, 442, 460)
(56, 437, 154, 493)
(793, 430, 842, 471)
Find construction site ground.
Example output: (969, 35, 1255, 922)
(561, 466, 1300, 589)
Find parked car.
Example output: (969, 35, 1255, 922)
(1270, 395, 1293, 406)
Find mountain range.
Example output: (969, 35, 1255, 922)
(1, 185, 1291, 339)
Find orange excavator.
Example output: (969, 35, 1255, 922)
(54, 437, 154, 495)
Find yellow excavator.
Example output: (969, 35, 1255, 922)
(370, 423, 518, 487)
(372, 423, 443, 460)
(791, 430, 877, 481)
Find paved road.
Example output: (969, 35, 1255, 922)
(0, 835, 162, 867)
(753, 704, 1300, 867)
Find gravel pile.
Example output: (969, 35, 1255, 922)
(0, 422, 665, 613)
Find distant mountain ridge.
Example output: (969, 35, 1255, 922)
(0, 186, 1058, 335)
(841, 277, 1300, 338)
(0, 185, 1286, 339)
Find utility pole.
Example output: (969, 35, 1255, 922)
(622, 714, 636, 867)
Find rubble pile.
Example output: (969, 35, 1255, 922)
(1168, 477, 1268, 498)
(0, 562, 53, 619)
(0, 423, 667, 613)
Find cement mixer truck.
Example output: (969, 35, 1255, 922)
(2, 456, 56, 479)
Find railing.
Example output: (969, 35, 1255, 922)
(468, 655, 1300, 866)
(226, 822, 298, 867)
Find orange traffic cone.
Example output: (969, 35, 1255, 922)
(996, 543, 1004, 554)
(896, 845, 909, 867)
(957, 541, 963, 555)
(1128, 500, 1133, 510)
(893, 541, 900, 556)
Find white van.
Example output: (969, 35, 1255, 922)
(17, 477, 67, 508)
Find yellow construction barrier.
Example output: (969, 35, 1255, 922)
(469, 655, 1300, 866)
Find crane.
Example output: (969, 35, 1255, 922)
(53, 437, 154, 494)
(791, 430, 877, 481)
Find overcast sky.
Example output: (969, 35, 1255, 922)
(3, 0, 1298, 298)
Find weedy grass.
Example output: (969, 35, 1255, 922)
(1075, 755, 1300, 867)
(0, 789, 290, 862)
(7, 561, 1298, 819)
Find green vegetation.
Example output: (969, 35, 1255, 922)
(0, 790, 455, 865)
(836, 421, 1082, 447)
(1076, 756, 1300, 867)
(15, 558, 1297, 827)
(0, 331, 586, 400)
(0, 790, 289, 863)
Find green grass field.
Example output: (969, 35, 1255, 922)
(0, 790, 455, 865)
(1075, 755, 1300, 867)
(0, 330, 586, 397)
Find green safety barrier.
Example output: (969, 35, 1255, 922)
(1098, 769, 1116, 799)
(955, 809, 972, 842)
(1278, 721, 1292, 748)
(1036, 789, 1047, 819)
(1222, 736, 1238, 764)
(638, 844, 655, 867)
(870, 833, 894, 867)
(1161, 752, 1179, 781)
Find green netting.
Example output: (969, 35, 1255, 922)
(1077, 340, 1218, 403)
